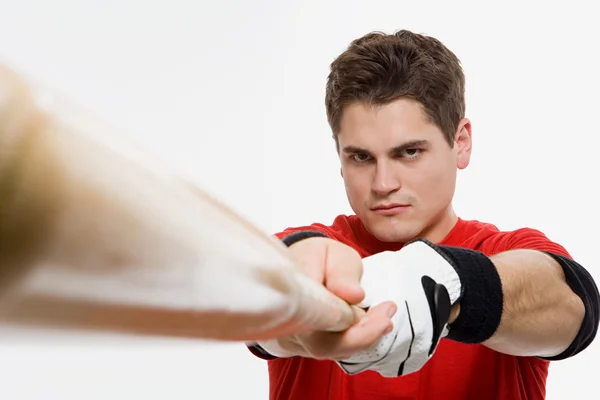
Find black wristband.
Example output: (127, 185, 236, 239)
(281, 230, 329, 247)
(434, 245, 504, 344)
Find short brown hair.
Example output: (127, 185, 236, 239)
(325, 29, 465, 147)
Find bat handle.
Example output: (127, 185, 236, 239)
(249, 267, 357, 340)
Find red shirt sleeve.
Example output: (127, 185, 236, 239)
(483, 227, 572, 258)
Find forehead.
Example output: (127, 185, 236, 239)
(337, 98, 443, 150)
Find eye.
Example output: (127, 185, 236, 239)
(351, 153, 372, 163)
(400, 148, 422, 159)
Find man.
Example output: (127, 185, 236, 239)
(246, 29, 599, 399)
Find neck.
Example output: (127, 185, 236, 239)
(420, 205, 459, 244)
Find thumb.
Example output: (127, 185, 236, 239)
(323, 240, 365, 306)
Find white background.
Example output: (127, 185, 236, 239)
(0, 1, 598, 399)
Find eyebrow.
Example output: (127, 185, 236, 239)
(342, 140, 430, 156)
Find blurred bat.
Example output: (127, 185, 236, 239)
(0, 64, 355, 342)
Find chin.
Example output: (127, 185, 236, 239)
(365, 215, 422, 244)
(373, 229, 416, 244)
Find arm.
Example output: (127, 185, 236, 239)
(438, 232, 599, 360)
(478, 249, 588, 358)
(333, 237, 599, 377)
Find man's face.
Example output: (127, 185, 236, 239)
(337, 98, 472, 243)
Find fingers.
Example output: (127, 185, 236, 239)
(287, 237, 329, 284)
(284, 236, 397, 361)
(298, 301, 397, 360)
(289, 237, 365, 304)
(288, 237, 365, 305)
(322, 240, 365, 305)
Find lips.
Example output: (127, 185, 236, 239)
(372, 204, 407, 211)
(371, 204, 410, 215)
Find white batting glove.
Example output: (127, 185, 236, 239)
(336, 238, 463, 378)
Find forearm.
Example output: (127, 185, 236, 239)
(480, 249, 585, 357)
(435, 242, 598, 360)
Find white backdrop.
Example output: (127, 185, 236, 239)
(0, 1, 598, 399)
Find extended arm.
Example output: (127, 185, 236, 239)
(478, 249, 589, 358)
(335, 237, 599, 377)
(434, 243, 599, 361)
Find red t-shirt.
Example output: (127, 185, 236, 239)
(253, 215, 572, 400)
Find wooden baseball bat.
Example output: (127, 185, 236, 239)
(0, 64, 355, 341)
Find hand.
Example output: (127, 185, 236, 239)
(258, 237, 398, 360)
(336, 239, 463, 377)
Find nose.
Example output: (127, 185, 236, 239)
(371, 161, 401, 196)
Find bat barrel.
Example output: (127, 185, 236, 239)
(0, 64, 355, 341)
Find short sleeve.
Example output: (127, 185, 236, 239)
(485, 227, 571, 258)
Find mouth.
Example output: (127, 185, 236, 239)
(371, 204, 410, 215)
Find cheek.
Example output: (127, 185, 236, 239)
(342, 169, 368, 202)
(411, 159, 456, 200)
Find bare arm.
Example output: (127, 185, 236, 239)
(483, 250, 584, 357)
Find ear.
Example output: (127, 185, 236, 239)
(455, 118, 472, 170)
(340, 167, 344, 178)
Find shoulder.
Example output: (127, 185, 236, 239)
(449, 218, 571, 258)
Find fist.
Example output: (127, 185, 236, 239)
(258, 236, 397, 360)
